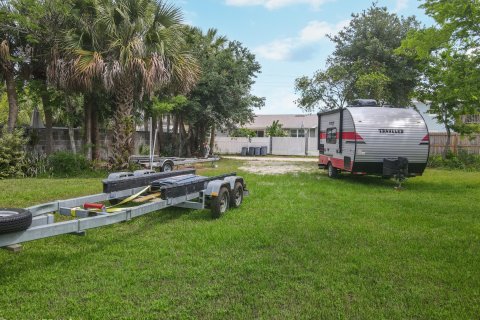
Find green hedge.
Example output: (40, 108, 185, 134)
(428, 150, 480, 171)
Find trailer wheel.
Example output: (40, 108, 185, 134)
(230, 182, 244, 208)
(211, 187, 230, 219)
(327, 163, 339, 178)
(0, 208, 32, 234)
(161, 161, 174, 172)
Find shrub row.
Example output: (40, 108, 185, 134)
(0, 128, 97, 178)
(428, 151, 480, 171)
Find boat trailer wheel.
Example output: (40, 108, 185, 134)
(162, 161, 174, 172)
(230, 182, 244, 208)
(0, 208, 32, 235)
(211, 187, 230, 219)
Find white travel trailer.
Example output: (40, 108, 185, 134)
(318, 100, 430, 178)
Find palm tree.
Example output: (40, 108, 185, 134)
(54, 0, 199, 168)
(0, 1, 20, 133)
(0, 39, 18, 133)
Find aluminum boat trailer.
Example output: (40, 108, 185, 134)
(0, 169, 248, 251)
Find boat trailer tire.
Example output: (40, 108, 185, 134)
(0, 208, 32, 234)
(211, 187, 230, 219)
(161, 161, 174, 172)
(327, 162, 339, 178)
(230, 182, 244, 208)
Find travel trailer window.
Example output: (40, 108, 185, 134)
(326, 128, 337, 144)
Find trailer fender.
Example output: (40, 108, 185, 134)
(204, 180, 231, 197)
(222, 176, 244, 190)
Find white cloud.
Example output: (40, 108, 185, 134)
(256, 90, 299, 114)
(225, 0, 331, 10)
(255, 19, 349, 61)
(394, 0, 408, 12)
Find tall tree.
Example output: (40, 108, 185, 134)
(296, 4, 420, 112)
(183, 29, 264, 155)
(295, 62, 354, 112)
(397, 0, 480, 157)
(0, 0, 22, 132)
(55, 0, 199, 168)
(329, 4, 420, 106)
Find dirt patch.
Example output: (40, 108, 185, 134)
(239, 160, 316, 175)
(223, 156, 316, 162)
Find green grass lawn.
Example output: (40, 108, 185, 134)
(0, 160, 479, 319)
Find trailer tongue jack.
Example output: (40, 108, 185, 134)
(0, 169, 248, 252)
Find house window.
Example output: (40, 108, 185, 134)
(326, 128, 337, 144)
(256, 130, 265, 137)
(310, 129, 316, 138)
(298, 129, 305, 138)
(290, 129, 297, 137)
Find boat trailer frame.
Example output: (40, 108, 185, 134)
(0, 169, 248, 251)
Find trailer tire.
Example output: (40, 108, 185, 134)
(161, 161, 174, 172)
(0, 208, 32, 234)
(230, 182, 244, 208)
(327, 162, 339, 179)
(211, 187, 230, 219)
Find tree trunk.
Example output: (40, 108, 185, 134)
(5, 72, 19, 132)
(443, 126, 451, 159)
(166, 114, 170, 134)
(178, 116, 184, 157)
(64, 96, 77, 154)
(172, 115, 179, 156)
(41, 92, 54, 155)
(84, 95, 92, 160)
(179, 117, 190, 157)
(187, 125, 194, 157)
(209, 123, 215, 156)
(157, 115, 163, 155)
(68, 127, 76, 154)
(199, 123, 206, 153)
(91, 102, 100, 161)
(112, 80, 135, 169)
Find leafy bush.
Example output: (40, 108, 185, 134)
(266, 120, 287, 137)
(428, 150, 480, 171)
(0, 129, 26, 179)
(231, 128, 256, 137)
(47, 151, 91, 177)
(23, 152, 49, 177)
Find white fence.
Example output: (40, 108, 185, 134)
(214, 136, 318, 156)
(214, 137, 270, 154)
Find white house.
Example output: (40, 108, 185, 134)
(218, 114, 318, 138)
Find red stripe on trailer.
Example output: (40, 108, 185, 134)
(420, 134, 430, 145)
(319, 132, 364, 141)
(342, 132, 364, 141)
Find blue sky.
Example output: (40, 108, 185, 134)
(174, 0, 433, 114)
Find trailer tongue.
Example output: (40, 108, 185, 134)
(0, 169, 248, 251)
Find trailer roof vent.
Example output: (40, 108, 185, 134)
(349, 99, 378, 107)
